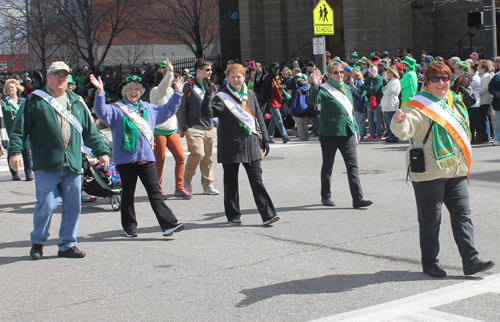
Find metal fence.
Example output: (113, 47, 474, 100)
(171, 54, 221, 72)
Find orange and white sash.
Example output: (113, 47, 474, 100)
(406, 92, 472, 174)
(216, 92, 257, 134)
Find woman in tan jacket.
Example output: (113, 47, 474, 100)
(391, 62, 494, 278)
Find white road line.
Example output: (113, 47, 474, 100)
(391, 309, 485, 322)
(310, 273, 500, 322)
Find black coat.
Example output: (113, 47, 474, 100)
(203, 88, 269, 164)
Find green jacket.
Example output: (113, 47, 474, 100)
(400, 70, 418, 102)
(7, 87, 110, 173)
(309, 85, 359, 137)
(2, 97, 24, 136)
(362, 75, 383, 104)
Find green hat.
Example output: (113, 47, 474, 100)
(118, 75, 148, 97)
(332, 56, 342, 63)
(160, 60, 168, 69)
(359, 57, 367, 63)
(369, 53, 375, 59)
(99, 65, 105, 69)
(402, 56, 416, 70)
(67, 74, 75, 85)
(455, 61, 470, 72)
(351, 52, 358, 58)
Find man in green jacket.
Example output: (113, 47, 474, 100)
(309, 63, 372, 209)
(8, 62, 110, 260)
(400, 56, 418, 108)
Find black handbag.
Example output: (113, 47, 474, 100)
(407, 121, 434, 182)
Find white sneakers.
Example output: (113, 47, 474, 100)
(493, 140, 500, 146)
(203, 187, 220, 195)
(184, 182, 220, 195)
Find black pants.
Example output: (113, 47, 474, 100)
(478, 104, 490, 140)
(222, 160, 276, 222)
(319, 132, 363, 201)
(116, 162, 178, 231)
(412, 177, 479, 271)
(8, 137, 32, 177)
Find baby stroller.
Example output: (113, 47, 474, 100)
(82, 153, 122, 211)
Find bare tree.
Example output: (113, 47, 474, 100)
(0, 22, 28, 73)
(143, 0, 238, 58)
(1, 0, 61, 81)
(53, 0, 147, 73)
(111, 33, 150, 68)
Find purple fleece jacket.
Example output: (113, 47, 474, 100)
(94, 92, 182, 165)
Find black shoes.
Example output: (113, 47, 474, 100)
(12, 175, 21, 181)
(162, 223, 185, 237)
(263, 215, 280, 225)
(58, 246, 86, 258)
(269, 138, 275, 143)
(283, 137, 290, 144)
(30, 244, 43, 260)
(227, 218, 242, 225)
(424, 263, 447, 277)
(124, 229, 138, 238)
(464, 260, 495, 276)
(26, 174, 34, 181)
(353, 199, 373, 209)
(321, 199, 336, 206)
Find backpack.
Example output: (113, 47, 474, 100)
(454, 75, 477, 108)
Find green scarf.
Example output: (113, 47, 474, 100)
(327, 78, 347, 96)
(228, 83, 252, 134)
(121, 100, 148, 152)
(422, 89, 469, 169)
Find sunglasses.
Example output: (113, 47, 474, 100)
(331, 70, 344, 75)
(205, 68, 212, 71)
(429, 75, 450, 83)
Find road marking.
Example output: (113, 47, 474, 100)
(310, 273, 500, 322)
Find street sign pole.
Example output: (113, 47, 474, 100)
(483, 0, 497, 60)
(313, 0, 334, 74)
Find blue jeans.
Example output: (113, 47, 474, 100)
(355, 111, 365, 137)
(268, 107, 288, 139)
(495, 111, 500, 141)
(383, 111, 399, 141)
(367, 104, 382, 137)
(31, 167, 82, 251)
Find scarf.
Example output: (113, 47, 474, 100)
(424, 87, 469, 169)
(327, 78, 347, 96)
(122, 100, 148, 151)
(228, 83, 252, 134)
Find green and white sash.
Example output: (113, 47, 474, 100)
(5, 96, 20, 112)
(115, 101, 154, 149)
(216, 92, 257, 134)
(321, 82, 358, 143)
(33, 89, 83, 134)
(0, 107, 9, 143)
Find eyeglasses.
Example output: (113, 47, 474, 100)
(331, 70, 344, 75)
(429, 75, 450, 83)
(205, 68, 212, 72)
(52, 73, 69, 79)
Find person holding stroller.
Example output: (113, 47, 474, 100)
(90, 72, 185, 238)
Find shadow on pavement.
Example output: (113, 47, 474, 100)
(235, 270, 481, 307)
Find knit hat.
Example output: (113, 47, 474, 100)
(424, 55, 434, 65)
(368, 64, 378, 76)
(344, 66, 352, 73)
(160, 60, 168, 68)
(351, 52, 359, 58)
(305, 61, 315, 67)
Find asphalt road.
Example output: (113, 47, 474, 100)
(1, 132, 499, 322)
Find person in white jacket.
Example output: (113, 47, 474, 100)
(150, 59, 192, 199)
(469, 65, 482, 144)
(381, 66, 401, 142)
(477, 60, 494, 143)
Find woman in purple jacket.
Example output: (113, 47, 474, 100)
(90, 73, 185, 238)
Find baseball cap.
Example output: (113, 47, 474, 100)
(48, 61, 70, 74)
(470, 52, 479, 58)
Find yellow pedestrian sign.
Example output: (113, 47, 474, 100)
(314, 0, 334, 35)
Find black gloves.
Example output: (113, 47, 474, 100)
(203, 78, 213, 96)
(262, 141, 270, 156)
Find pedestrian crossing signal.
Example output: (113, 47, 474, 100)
(314, 0, 334, 35)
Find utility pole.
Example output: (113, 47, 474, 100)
(483, 0, 497, 60)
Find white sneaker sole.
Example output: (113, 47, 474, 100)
(263, 216, 280, 225)
(162, 223, 185, 237)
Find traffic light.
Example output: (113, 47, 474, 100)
(468, 11, 483, 28)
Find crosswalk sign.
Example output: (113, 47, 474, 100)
(314, 0, 334, 35)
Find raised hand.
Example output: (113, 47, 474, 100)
(203, 78, 213, 97)
(311, 69, 321, 89)
(172, 75, 184, 94)
(166, 58, 173, 73)
(393, 109, 407, 123)
(89, 74, 104, 95)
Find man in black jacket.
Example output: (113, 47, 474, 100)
(253, 62, 267, 104)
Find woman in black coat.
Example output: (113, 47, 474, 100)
(202, 63, 279, 226)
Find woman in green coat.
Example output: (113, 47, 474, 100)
(309, 62, 372, 209)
